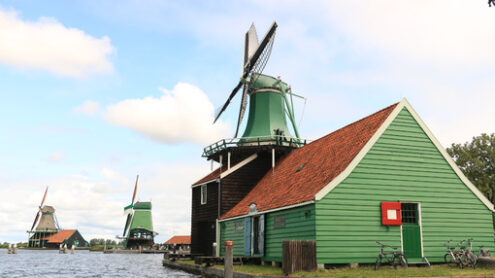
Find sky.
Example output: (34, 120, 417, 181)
(1, 0, 495, 243)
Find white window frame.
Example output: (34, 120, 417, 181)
(200, 184, 207, 205)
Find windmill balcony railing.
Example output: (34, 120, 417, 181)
(202, 135, 309, 157)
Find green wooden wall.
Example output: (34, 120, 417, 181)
(264, 205, 315, 262)
(220, 204, 315, 261)
(315, 107, 495, 264)
(220, 219, 245, 257)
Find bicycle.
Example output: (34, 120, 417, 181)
(479, 245, 492, 257)
(460, 239, 477, 269)
(375, 241, 408, 270)
(443, 240, 463, 268)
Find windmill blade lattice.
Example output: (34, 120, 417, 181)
(214, 22, 278, 125)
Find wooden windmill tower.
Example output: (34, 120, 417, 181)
(121, 175, 157, 249)
(191, 22, 307, 256)
(27, 187, 61, 248)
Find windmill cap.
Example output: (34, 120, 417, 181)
(133, 202, 152, 209)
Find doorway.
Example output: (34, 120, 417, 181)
(252, 216, 260, 254)
(401, 203, 422, 259)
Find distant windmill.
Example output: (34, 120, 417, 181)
(121, 175, 157, 249)
(27, 187, 61, 248)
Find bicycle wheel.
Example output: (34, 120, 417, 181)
(375, 255, 382, 270)
(468, 253, 477, 269)
(399, 255, 408, 269)
(444, 253, 456, 267)
(459, 254, 467, 269)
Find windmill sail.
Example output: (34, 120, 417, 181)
(132, 175, 139, 204)
(214, 22, 278, 124)
(30, 186, 49, 231)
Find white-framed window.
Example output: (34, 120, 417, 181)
(200, 185, 207, 205)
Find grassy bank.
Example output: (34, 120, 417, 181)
(89, 245, 123, 251)
(176, 260, 495, 277)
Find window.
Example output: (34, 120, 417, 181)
(200, 185, 207, 205)
(401, 203, 418, 224)
(274, 215, 286, 228)
(235, 221, 243, 231)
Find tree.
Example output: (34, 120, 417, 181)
(447, 133, 495, 220)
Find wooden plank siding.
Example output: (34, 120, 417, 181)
(220, 205, 315, 261)
(191, 154, 272, 256)
(220, 220, 245, 257)
(315, 107, 495, 264)
(264, 205, 315, 262)
(191, 181, 219, 256)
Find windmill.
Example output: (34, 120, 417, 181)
(27, 187, 61, 248)
(204, 21, 307, 162)
(121, 175, 157, 249)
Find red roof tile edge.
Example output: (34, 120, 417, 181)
(42, 229, 76, 243)
(164, 235, 191, 244)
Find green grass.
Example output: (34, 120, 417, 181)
(88, 244, 123, 251)
(294, 264, 495, 277)
(174, 261, 495, 277)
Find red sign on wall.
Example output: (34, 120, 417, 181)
(381, 202, 401, 226)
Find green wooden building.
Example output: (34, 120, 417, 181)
(217, 98, 495, 265)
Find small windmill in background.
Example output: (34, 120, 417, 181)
(120, 175, 157, 249)
(27, 187, 61, 248)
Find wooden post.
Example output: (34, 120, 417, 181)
(224, 241, 234, 278)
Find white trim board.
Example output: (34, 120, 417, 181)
(218, 200, 315, 222)
(191, 179, 219, 189)
(220, 153, 258, 178)
(315, 98, 494, 212)
(191, 153, 259, 188)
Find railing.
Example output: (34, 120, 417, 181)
(202, 135, 309, 157)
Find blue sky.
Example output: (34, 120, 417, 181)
(1, 0, 494, 243)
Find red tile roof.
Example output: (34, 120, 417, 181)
(43, 230, 76, 243)
(221, 103, 398, 219)
(165, 235, 191, 244)
(192, 166, 226, 186)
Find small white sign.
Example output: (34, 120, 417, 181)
(387, 209, 397, 220)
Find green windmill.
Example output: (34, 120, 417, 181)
(122, 175, 157, 249)
(204, 22, 306, 161)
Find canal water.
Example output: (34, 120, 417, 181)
(0, 249, 196, 278)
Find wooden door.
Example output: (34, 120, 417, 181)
(401, 203, 422, 259)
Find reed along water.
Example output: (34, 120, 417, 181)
(0, 249, 196, 277)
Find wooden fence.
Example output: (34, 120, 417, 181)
(282, 240, 316, 275)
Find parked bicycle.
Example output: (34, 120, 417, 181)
(375, 241, 408, 270)
(458, 239, 477, 269)
(479, 245, 492, 257)
(443, 240, 463, 268)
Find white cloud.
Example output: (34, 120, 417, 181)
(100, 168, 130, 185)
(46, 152, 65, 162)
(74, 100, 100, 116)
(105, 82, 230, 144)
(324, 1, 495, 68)
(0, 9, 114, 77)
